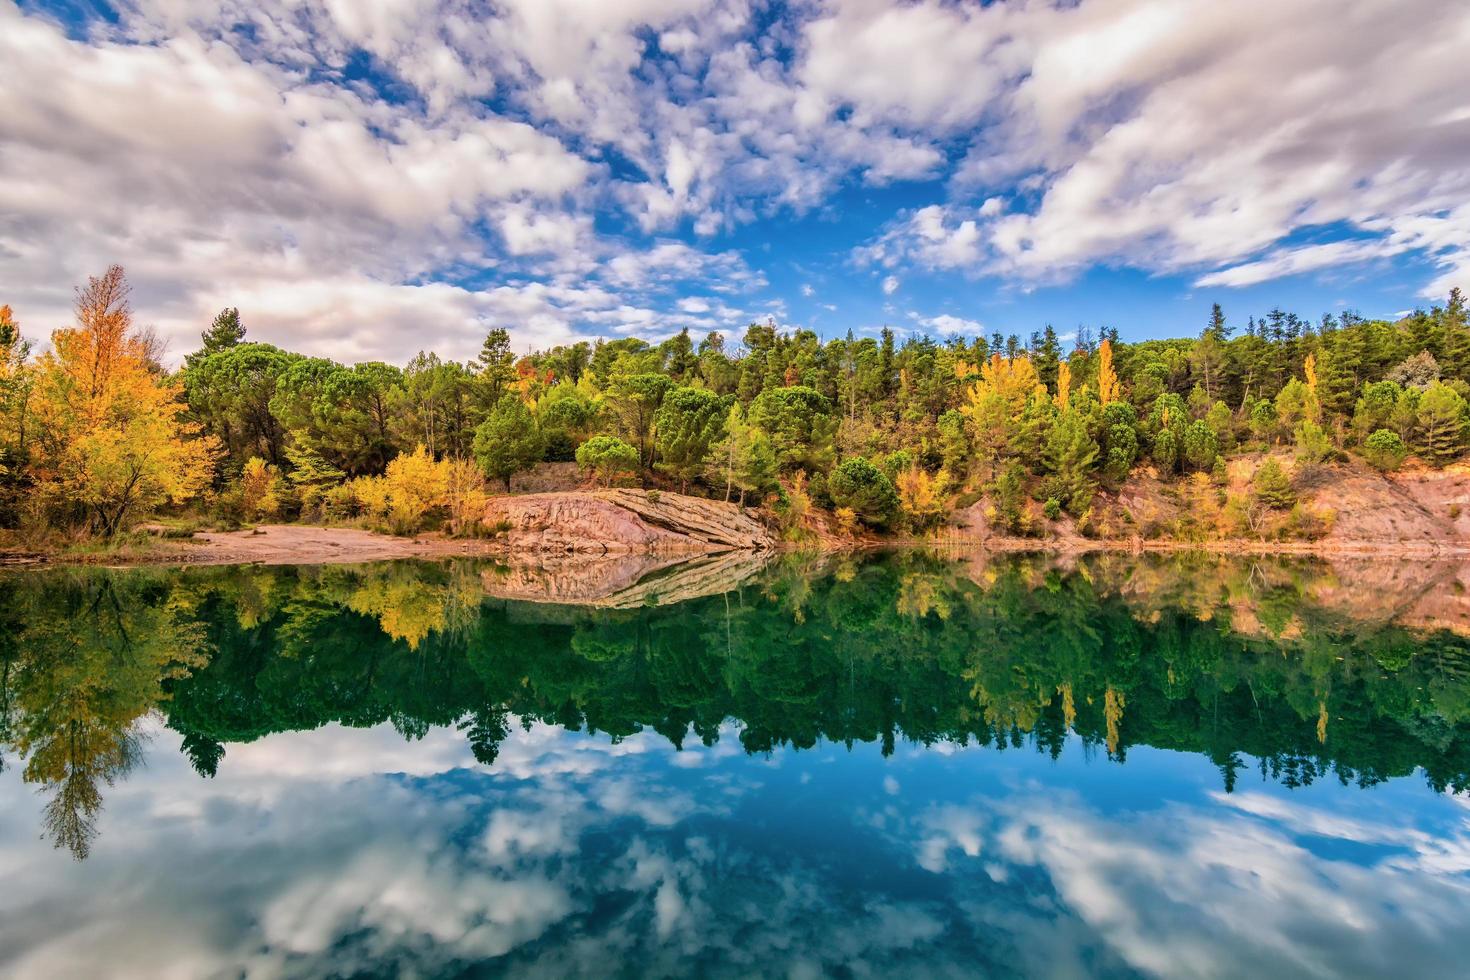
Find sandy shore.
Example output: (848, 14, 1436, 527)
(0, 524, 510, 567)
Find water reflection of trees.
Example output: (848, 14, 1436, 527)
(0, 571, 207, 858)
(3, 553, 1470, 859)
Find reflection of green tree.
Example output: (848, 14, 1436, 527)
(6, 552, 1470, 863)
(0, 570, 208, 859)
(157, 556, 1470, 794)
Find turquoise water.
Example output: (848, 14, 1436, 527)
(1, 553, 1468, 978)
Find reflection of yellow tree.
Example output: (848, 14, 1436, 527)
(1057, 682, 1076, 730)
(6, 573, 208, 859)
(1104, 685, 1126, 755)
(345, 563, 483, 649)
(896, 572, 952, 620)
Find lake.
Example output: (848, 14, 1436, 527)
(1, 552, 1468, 978)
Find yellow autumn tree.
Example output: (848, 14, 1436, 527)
(382, 444, 449, 533)
(240, 456, 282, 520)
(1054, 361, 1071, 411)
(895, 464, 946, 531)
(1096, 338, 1120, 405)
(31, 266, 217, 536)
(1302, 353, 1323, 423)
(964, 353, 1042, 417)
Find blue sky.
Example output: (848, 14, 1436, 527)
(3, 0, 1468, 364)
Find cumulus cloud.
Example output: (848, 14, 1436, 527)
(846, 0, 1470, 296)
(3, 0, 1466, 361)
(922, 314, 984, 335)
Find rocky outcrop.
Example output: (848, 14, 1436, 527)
(482, 489, 774, 555)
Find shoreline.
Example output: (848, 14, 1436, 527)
(3, 521, 1469, 568)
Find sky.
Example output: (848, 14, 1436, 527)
(2, 0, 1469, 366)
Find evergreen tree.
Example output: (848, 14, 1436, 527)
(1042, 410, 1100, 513)
(473, 394, 544, 490)
(476, 328, 517, 407)
(1414, 382, 1468, 466)
(654, 386, 726, 491)
(1253, 458, 1295, 509)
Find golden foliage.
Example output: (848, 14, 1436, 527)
(1302, 353, 1323, 423)
(1055, 361, 1071, 411)
(832, 506, 859, 537)
(1096, 338, 1120, 405)
(31, 266, 218, 535)
(964, 354, 1042, 417)
(346, 446, 486, 536)
(241, 457, 282, 520)
(896, 572, 952, 619)
(443, 457, 489, 536)
(1057, 682, 1077, 730)
(1104, 685, 1126, 754)
(896, 465, 946, 529)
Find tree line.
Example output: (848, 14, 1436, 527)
(2, 264, 1467, 540)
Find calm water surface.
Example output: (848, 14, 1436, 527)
(1, 552, 1468, 978)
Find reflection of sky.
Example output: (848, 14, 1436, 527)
(2, 720, 1468, 979)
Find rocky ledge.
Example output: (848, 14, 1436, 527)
(482, 489, 775, 555)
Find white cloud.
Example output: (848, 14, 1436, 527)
(881, 275, 899, 295)
(923, 314, 983, 335)
(849, 0, 1470, 296)
(3, 0, 1467, 358)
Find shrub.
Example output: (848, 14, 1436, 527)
(1182, 419, 1218, 472)
(1293, 420, 1332, 466)
(827, 457, 900, 528)
(1252, 458, 1295, 510)
(831, 506, 859, 538)
(240, 456, 282, 521)
(382, 445, 449, 534)
(1361, 429, 1408, 471)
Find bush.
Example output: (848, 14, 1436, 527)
(240, 456, 282, 520)
(1043, 498, 1062, 520)
(1252, 458, 1295, 510)
(832, 506, 859, 538)
(827, 457, 900, 528)
(1182, 419, 1219, 472)
(1361, 429, 1408, 471)
(1293, 420, 1332, 465)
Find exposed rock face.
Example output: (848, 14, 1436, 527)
(482, 489, 774, 555)
(1306, 464, 1469, 552)
(949, 456, 1470, 556)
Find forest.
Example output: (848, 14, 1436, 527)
(1, 264, 1468, 545)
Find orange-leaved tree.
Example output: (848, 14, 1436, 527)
(31, 266, 218, 536)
